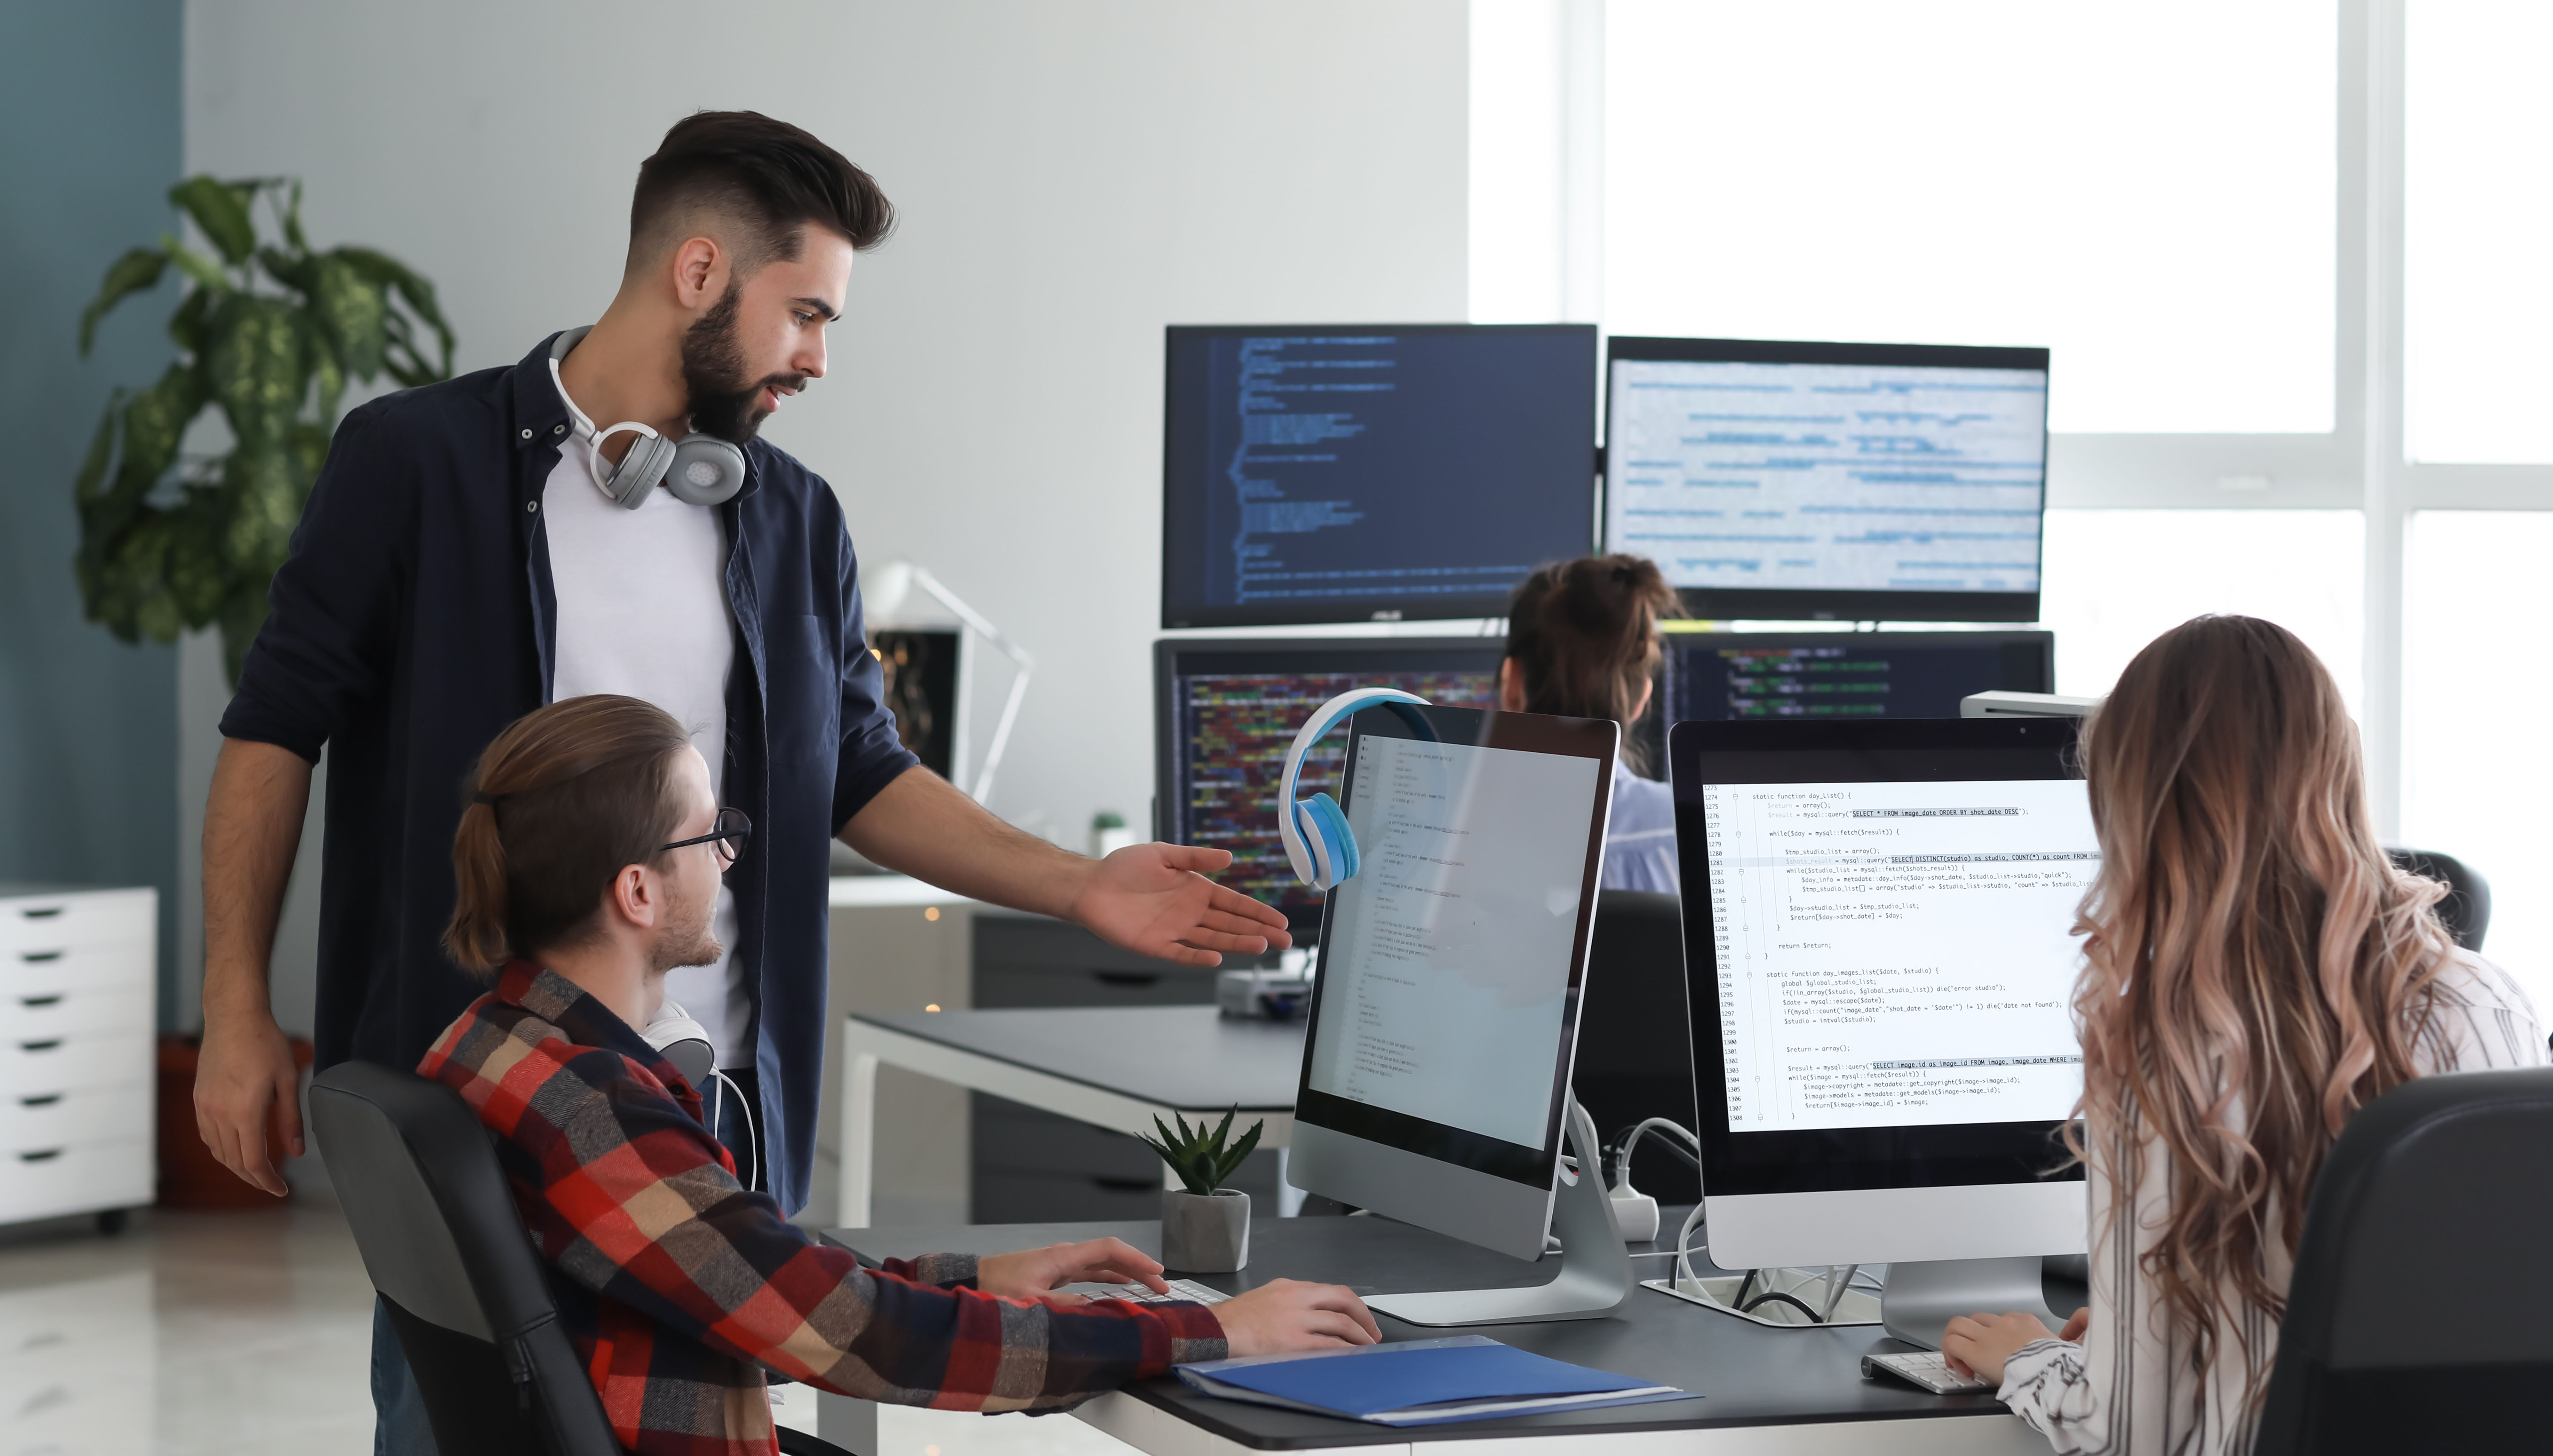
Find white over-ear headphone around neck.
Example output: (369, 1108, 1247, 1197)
(548, 326, 747, 510)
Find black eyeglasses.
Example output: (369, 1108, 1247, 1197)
(659, 808, 752, 868)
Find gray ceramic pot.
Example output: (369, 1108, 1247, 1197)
(1161, 1188, 1250, 1273)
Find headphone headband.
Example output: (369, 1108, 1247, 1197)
(545, 326, 747, 510)
(1276, 688, 1430, 889)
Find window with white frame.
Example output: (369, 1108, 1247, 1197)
(1603, 0, 2336, 434)
(1474, 0, 2553, 965)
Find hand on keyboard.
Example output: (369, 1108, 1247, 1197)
(1060, 1277, 1233, 1305)
(979, 1236, 1171, 1301)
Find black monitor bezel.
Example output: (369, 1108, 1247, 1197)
(1151, 637, 1510, 940)
(1161, 322, 1602, 630)
(1603, 335, 2050, 624)
(1669, 717, 2088, 1196)
(1294, 703, 1619, 1191)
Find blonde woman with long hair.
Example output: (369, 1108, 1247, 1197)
(1940, 616, 2543, 1454)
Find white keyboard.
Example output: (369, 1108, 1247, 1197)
(1862, 1350, 1995, 1395)
(1060, 1278, 1232, 1305)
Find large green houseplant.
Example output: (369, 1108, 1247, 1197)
(73, 176, 454, 682)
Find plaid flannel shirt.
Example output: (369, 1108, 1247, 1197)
(420, 962, 1227, 1456)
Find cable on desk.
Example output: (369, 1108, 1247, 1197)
(1741, 1289, 1824, 1322)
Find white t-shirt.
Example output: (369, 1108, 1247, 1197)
(544, 360, 749, 1065)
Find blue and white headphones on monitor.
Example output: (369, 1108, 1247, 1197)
(1277, 688, 1431, 891)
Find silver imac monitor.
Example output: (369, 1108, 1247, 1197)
(1669, 716, 2093, 1347)
(1285, 702, 1634, 1325)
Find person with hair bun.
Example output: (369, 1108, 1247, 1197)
(1939, 617, 2543, 1455)
(424, 695, 1378, 1456)
(1502, 554, 1684, 891)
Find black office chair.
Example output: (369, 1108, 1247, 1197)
(1570, 890, 1699, 1204)
(311, 1061, 851, 1456)
(2252, 1065, 2553, 1455)
(2385, 848, 2490, 952)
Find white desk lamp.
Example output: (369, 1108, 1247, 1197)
(863, 560, 1033, 805)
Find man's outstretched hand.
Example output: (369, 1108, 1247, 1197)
(1068, 844, 1291, 967)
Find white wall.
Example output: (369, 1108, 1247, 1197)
(179, 0, 1469, 1027)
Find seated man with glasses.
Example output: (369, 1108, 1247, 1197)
(420, 694, 1377, 1456)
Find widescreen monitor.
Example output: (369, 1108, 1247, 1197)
(1154, 638, 1504, 940)
(1162, 324, 1599, 628)
(1671, 717, 2090, 1285)
(1605, 337, 2050, 622)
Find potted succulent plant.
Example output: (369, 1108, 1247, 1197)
(1140, 1108, 1263, 1273)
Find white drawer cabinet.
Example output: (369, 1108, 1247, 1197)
(0, 885, 154, 1228)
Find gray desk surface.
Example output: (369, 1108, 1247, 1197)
(826, 1213, 2065, 1449)
(853, 1006, 1303, 1111)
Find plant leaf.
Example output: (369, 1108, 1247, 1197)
(310, 254, 387, 379)
(73, 395, 120, 506)
(334, 246, 453, 378)
(280, 178, 308, 252)
(166, 287, 214, 356)
(79, 248, 168, 356)
(111, 361, 208, 504)
(168, 176, 257, 266)
(206, 295, 303, 445)
(159, 233, 231, 293)
(257, 245, 313, 296)
(166, 488, 230, 626)
(1216, 1119, 1265, 1188)
(220, 438, 304, 589)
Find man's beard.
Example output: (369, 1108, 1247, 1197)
(681, 281, 804, 444)
(646, 885, 723, 976)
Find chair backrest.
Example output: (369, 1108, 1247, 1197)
(2386, 847, 2491, 952)
(310, 1061, 621, 1456)
(1571, 890, 1697, 1202)
(2253, 1065, 2553, 1455)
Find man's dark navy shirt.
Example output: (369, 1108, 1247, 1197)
(220, 332, 918, 1214)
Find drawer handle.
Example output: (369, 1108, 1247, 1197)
(19, 951, 63, 963)
(18, 1148, 63, 1163)
(18, 1039, 63, 1053)
(1091, 1175, 1158, 1193)
(1093, 971, 1161, 988)
(18, 1094, 62, 1108)
(20, 994, 62, 1009)
(17, 907, 64, 920)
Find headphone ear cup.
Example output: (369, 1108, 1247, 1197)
(606, 431, 677, 509)
(1300, 793, 1359, 890)
(663, 436, 747, 506)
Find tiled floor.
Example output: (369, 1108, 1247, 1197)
(0, 1191, 1138, 1456)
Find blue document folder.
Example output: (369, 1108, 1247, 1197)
(1174, 1335, 1697, 1427)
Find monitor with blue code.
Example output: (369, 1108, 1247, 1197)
(1605, 337, 2049, 623)
(1153, 638, 1504, 939)
(1162, 324, 1600, 628)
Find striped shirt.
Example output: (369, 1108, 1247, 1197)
(1999, 951, 2544, 1456)
(420, 962, 1227, 1456)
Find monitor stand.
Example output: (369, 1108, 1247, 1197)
(1365, 1099, 1636, 1327)
(1880, 1256, 2069, 1350)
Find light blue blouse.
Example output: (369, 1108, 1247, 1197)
(1602, 760, 1680, 894)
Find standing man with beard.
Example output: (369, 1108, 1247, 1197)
(191, 111, 1293, 1454)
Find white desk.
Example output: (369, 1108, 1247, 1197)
(834, 1005, 1300, 1228)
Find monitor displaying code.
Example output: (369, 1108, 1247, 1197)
(1698, 777, 2095, 1133)
(1664, 633, 2052, 722)
(1165, 659, 1501, 927)
(1306, 732, 1603, 1150)
(1162, 325, 1598, 628)
(1604, 340, 2048, 620)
